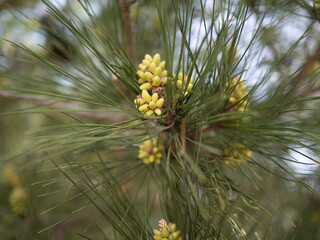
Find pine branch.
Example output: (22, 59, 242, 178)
(180, 118, 187, 165)
(290, 44, 320, 86)
(0, 90, 127, 122)
(281, 43, 320, 101)
(119, 0, 135, 64)
(2, 1, 320, 238)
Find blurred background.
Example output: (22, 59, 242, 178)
(0, 0, 320, 239)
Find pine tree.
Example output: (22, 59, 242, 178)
(1, 0, 320, 239)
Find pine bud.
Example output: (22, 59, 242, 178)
(153, 53, 161, 65)
(138, 78, 146, 84)
(159, 61, 166, 69)
(156, 98, 165, 108)
(169, 224, 176, 232)
(139, 63, 146, 71)
(150, 62, 157, 73)
(145, 72, 153, 81)
(2, 164, 20, 187)
(176, 80, 182, 89)
(162, 70, 168, 77)
(152, 92, 159, 102)
(223, 143, 252, 165)
(134, 98, 144, 106)
(135, 91, 165, 117)
(155, 108, 162, 116)
(161, 228, 169, 237)
(138, 137, 162, 165)
(140, 82, 153, 91)
(163, 77, 168, 84)
(145, 54, 153, 62)
(146, 110, 154, 117)
(142, 90, 152, 102)
(139, 104, 149, 112)
(136, 53, 168, 89)
(153, 76, 161, 86)
(225, 77, 249, 112)
(9, 186, 28, 216)
(137, 70, 145, 79)
(155, 67, 162, 76)
(153, 219, 183, 240)
(149, 101, 156, 110)
(159, 219, 168, 230)
(174, 73, 194, 97)
(143, 59, 150, 67)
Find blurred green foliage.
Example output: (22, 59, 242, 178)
(0, 0, 320, 239)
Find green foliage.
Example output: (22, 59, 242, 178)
(0, 0, 320, 239)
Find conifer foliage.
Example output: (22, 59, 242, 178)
(1, 0, 320, 239)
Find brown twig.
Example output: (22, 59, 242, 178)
(0, 90, 127, 122)
(181, 118, 187, 165)
(280, 44, 320, 102)
(290, 45, 320, 86)
(119, 0, 135, 64)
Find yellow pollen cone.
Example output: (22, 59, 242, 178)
(142, 59, 150, 67)
(155, 108, 162, 116)
(140, 82, 153, 91)
(153, 53, 161, 65)
(145, 54, 153, 62)
(149, 101, 156, 110)
(159, 61, 165, 69)
(146, 110, 154, 117)
(156, 98, 164, 107)
(155, 67, 162, 76)
(152, 93, 159, 102)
